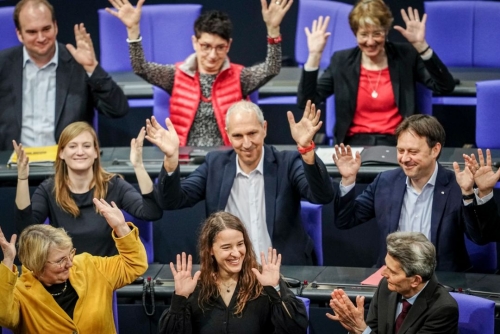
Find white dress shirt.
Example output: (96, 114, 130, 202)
(225, 151, 271, 261)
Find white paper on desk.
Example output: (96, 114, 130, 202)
(315, 147, 364, 165)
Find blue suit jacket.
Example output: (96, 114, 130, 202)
(157, 145, 334, 265)
(334, 164, 485, 271)
(0, 43, 129, 150)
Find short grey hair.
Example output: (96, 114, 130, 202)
(225, 100, 265, 128)
(386, 231, 436, 282)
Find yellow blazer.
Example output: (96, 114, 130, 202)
(0, 223, 147, 333)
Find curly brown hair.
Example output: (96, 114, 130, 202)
(197, 211, 263, 315)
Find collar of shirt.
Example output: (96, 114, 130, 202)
(23, 42, 59, 69)
(405, 161, 439, 192)
(235, 149, 265, 177)
(404, 280, 430, 305)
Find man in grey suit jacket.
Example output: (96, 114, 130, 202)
(146, 100, 334, 265)
(328, 232, 458, 334)
(0, 0, 128, 151)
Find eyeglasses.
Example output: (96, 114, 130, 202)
(357, 30, 386, 41)
(46, 248, 76, 268)
(197, 42, 228, 54)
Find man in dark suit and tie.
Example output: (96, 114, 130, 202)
(146, 100, 334, 265)
(332, 114, 489, 272)
(327, 231, 459, 334)
(0, 0, 129, 151)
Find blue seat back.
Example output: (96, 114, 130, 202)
(0, 6, 20, 51)
(450, 292, 495, 334)
(464, 235, 497, 273)
(476, 80, 500, 148)
(300, 200, 323, 265)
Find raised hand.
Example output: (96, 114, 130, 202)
(287, 100, 322, 147)
(13, 140, 29, 180)
(93, 198, 130, 237)
(393, 7, 428, 51)
(0, 227, 17, 270)
(145, 116, 180, 173)
(251, 247, 281, 288)
(130, 127, 146, 168)
(305, 16, 331, 56)
(332, 144, 361, 186)
(261, 0, 293, 37)
(66, 24, 98, 73)
(170, 252, 201, 298)
(326, 289, 366, 333)
(453, 156, 474, 195)
(466, 149, 500, 198)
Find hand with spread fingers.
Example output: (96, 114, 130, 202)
(251, 247, 281, 288)
(106, 0, 145, 39)
(393, 7, 429, 54)
(170, 252, 201, 298)
(145, 116, 180, 172)
(261, 0, 293, 37)
(332, 144, 362, 186)
(66, 23, 99, 73)
(93, 198, 130, 237)
(452, 155, 475, 196)
(287, 100, 322, 147)
(326, 289, 367, 334)
(0, 227, 17, 270)
(305, 15, 331, 66)
(465, 149, 500, 198)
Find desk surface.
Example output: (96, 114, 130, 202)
(2, 146, 499, 182)
(112, 67, 500, 98)
(116, 265, 500, 308)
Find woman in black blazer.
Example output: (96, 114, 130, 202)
(298, 0, 455, 146)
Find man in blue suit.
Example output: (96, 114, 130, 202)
(332, 114, 487, 272)
(0, 0, 128, 150)
(146, 100, 334, 265)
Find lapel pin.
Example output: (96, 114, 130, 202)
(441, 191, 445, 194)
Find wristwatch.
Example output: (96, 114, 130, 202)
(462, 193, 475, 200)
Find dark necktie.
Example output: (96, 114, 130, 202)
(394, 299, 412, 333)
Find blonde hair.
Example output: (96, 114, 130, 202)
(18, 224, 73, 277)
(54, 122, 116, 217)
(348, 0, 394, 34)
(197, 212, 263, 315)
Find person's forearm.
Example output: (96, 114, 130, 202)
(15, 178, 30, 210)
(163, 155, 179, 173)
(127, 24, 141, 40)
(133, 164, 154, 194)
(304, 52, 322, 70)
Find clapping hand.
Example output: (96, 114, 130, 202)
(251, 247, 281, 288)
(326, 289, 367, 333)
(66, 24, 98, 73)
(305, 16, 331, 56)
(145, 116, 179, 158)
(106, 0, 144, 30)
(130, 127, 146, 169)
(332, 144, 361, 186)
(261, 0, 293, 37)
(13, 140, 29, 180)
(394, 7, 428, 52)
(0, 227, 17, 270)
(170, 252, 201, 298)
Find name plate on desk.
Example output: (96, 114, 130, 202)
(302, 282, 378, 301)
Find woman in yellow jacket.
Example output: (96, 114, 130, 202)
(0, 199, 147, 334)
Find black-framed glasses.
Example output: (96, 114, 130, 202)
(46, 248, 76, 268)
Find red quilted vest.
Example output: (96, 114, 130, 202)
(170, 63, 244, 146)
